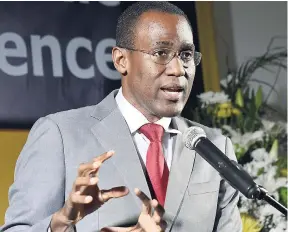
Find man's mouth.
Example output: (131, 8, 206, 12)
(161, 87, 184, 92)
(160, 85, 184, 101)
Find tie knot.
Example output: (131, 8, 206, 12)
(139, 123, 164, 142)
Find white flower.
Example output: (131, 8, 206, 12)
(262, 119, 287, 140)
(251, 148, 268, 161)
(238, 196, 252, 213)
(278, 121, 287, 133)
(251, 148, 276, 163)
(197, 91, 230, 105)
(220, 74, 238, 88)
(270, 216, 287, 231)
(222, 125, 239, 137)
(243, 161, 266, 177)
(257, 204, 287, 231)
(262, 119, 276, 132)
(257, 204, 275, 223)
(251, 130, 265, 141)
(222, 126, 264, 152)
(255, 166, 287, 197)
(243, 163, 256, 177)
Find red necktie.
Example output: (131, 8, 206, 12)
(139, 123, 169, 206)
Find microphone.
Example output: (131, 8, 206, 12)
(183, 126, 288, 216)
(183, 126, 260, 199)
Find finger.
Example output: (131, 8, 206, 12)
(77, 150, 114, 176)
(134, 188, 152, 215)
(86, 150, 115, 177)
(100, 227, 134, 232)
(100, 228, 113, 232)
(93, 150, 115, 163)
(151, 199, 165, 223)
(138, 214, 160, 232)
(158, 220, 168, 231)
(73, 176, 99, 192)
(78, 161, 101, 176)
(100, 227, 114, 232)
(100, 186, 129, 203)
(70, 192, 93, 204)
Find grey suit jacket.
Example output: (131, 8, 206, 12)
(1, 90, 242, 232)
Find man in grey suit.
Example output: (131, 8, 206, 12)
(1, 2, 242, 232)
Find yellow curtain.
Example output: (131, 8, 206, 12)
(0, 130, 29, 225)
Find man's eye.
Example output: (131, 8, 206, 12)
(153, 50, 169, 57)
(181, 51, 193, 59)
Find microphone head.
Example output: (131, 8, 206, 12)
(183, 126, 207, 150)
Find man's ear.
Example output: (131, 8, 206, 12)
(112, 47, 128, 75)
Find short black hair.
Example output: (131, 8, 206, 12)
(116, 1, 192, 48)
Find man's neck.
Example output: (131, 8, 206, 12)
(122, 89, 162, 123)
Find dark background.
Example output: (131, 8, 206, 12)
(0, 1, 204, 129)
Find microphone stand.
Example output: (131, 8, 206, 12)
(223, 160, 288, 216)
(252, 185, 288, 216)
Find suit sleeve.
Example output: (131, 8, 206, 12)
(0, 117, 66, 232)
(212, 137, 242, 232)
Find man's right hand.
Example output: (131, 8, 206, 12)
(101, 188, 167, 232)
(51, 150, 129, 231)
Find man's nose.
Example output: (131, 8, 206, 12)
(166, 56, 185, 77)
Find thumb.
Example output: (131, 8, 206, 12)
(101, 226, 134, 232)
(100, 227, 114, 232)
(100, 228, 113, 232)
(101, 186, 129, 202)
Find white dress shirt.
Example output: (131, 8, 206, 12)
(115, 88, 181, 170)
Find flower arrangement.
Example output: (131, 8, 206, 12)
(191, 42, 287, 231)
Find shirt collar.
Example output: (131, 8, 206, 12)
(115, 88, 181, 134)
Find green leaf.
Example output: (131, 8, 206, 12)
(257, 167, 265, 176)
(269, 139, 279, 159)
(235, 89, 244, 108)
(255, 86, 263, 110)
(244, 118, 256, 132)
(248, 90, 257, 118)
(243, 87, 250, 100)
(278, 187, 288, 207)
(249, 79, 279, 96)
(234, 144, 246, 160)
(251, 89, 255, 100)
(234, 46, 287, 93)
(236, 113, 244, 131)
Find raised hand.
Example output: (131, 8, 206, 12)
(101, 188, 167, 232)
(51, 151, 129, 231)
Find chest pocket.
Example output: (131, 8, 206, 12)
(175, 181, 219, 232)
(188, 181, 219, 195)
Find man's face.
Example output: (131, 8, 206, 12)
(121, 11, 196, 121)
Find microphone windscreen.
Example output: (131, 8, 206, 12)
(183, 126, 206, 150)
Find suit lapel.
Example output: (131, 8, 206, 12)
(164, 117, 196, 230)
(90, 91, 151, 209)
(90, 90, 196, 228)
